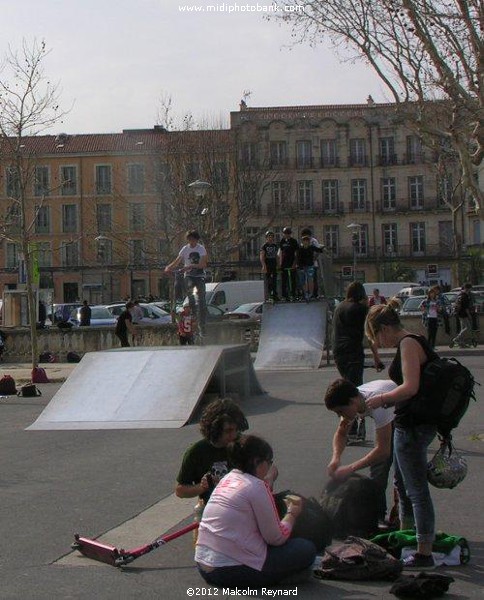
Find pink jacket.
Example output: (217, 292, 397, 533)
(196, 470, 292, 571)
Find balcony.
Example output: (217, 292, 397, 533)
(269, 158, 289, 170)
(320, 157, 340, 168)
(296, 157, 315, 169)
(402, 152, 427, 165)
(348, 201, 370, 213)
(322, 203, 345, 216)
(377, 154, 398, 167)
(348, 155, 369, 168)
(377, 198, 452, 213)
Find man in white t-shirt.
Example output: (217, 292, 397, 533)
(165, 230, 208, 334)
(324, 378, 397, 521)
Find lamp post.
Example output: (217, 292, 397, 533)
(347, 223, 362, 280)
(95, 235, 109, 303)
(188, 178, 212, 261)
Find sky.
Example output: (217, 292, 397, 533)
(0, 0, 389, 134)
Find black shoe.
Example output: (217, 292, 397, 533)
(401, 553, 435, 570)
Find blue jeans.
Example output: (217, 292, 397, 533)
(393, 425, 437, 544)
(197, 538, 317, 588)
(185, 275, 206, 333)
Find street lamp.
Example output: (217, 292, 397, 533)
(188, 179, 212, 245)
(347, 223, 362, 280)
(95, 235, 110, 303)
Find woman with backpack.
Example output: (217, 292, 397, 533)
(365, 301, 437, 570)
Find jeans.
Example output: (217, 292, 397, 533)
(198, 538, 316, 588)
(426, 318, 438, 348)
(265, 267, 278, 299)
(393, 425, 437, 544)
(281, 268, 297, 300)
(185, 275, 206, 333)
(369, 426, 394, 519)
(453, 317, 475, 345)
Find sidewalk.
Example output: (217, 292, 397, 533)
(2, 344, 482, 384)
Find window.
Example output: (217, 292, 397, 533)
(129, 203, 145, 231)
(158, 238, 169, 259)
(271, 181, 288, 213)
(406, 136, 423, 163)
(323, 225, 339, 256)
(378, 137, 396, 165)
(96, 237, 113, 264)
(472, 219, 481, 245)
(61, 166, 77, 196)
(297, 181, 313, 212)
(296, 141, 312, 168)
(438, 174, 453, 205)
(213, 161, 228, 190)
(411, 222, 426, 255)
(270, 141, 287, 167)
(96, 165, 112, 194)
(351, 179, 367, 210)
(382, 223, 398, 255)
(35, 205, 50, 233)
(355, 224, 369, 256)
(244, 227, 261, 260)
(322, 180, 339, 213)
(96, 204, 112, 232)
(6, 202, 21, 230)
(241, 181, 258, 209)
(241, 142, 257, 167)
(6, 167, 20, 198)
(129, 239, 146, 265)
(62, 205, 78, 233)
(409, 176, 424, 209)
(128, 163, 145, 194)
(6, 242, 19, 268)
(321, 139, 338, 167)
(349, 139, 367, 166)
(34, 166, 50, 197)
(61, 241, 80, 267)
(438, 221, 453, 253)
(381, 177, 396, 210)
(36, 242, 52, 267)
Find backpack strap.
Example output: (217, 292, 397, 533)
(397, 333, 438, 363)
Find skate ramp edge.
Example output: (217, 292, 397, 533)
(254, 302, 326, 370)
(27, 345, 262, 431)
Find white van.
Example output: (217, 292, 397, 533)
(396, 286, 429, 300)
(205, 280, 265, 312)
(363, 282, 421, 300)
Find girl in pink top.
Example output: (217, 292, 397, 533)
(195, 435, 316, 587)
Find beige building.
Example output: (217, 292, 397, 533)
(231, 100, 482, 291)
(0, 100, 481, 305)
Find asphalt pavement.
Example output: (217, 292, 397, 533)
(1, 351, 483, 600)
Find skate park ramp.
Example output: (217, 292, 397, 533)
(254, 302, 326, 370)
(27, 345, 263, 431)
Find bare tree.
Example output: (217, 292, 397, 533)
(0, 39, 67, 369)
(271, 0, 483, 213)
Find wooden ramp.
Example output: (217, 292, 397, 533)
(254, 302, 326, 370)
(27, 345, 262, 430)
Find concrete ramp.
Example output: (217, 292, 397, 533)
(254, 302, 326, 370)
(27, 345, 262, 430)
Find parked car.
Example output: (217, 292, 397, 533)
(399, 295, 426, 316)
(224, 302, 264, 323)
(49, 302, 83, 324)
(105, 303, 172, 325)
(174, 303, 225, 322)
(69, 305, 117, 327)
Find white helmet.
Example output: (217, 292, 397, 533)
(427, 440, 467, 489)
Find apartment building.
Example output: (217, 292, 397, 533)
(0, 101, 481, 304)
(231, 100, 481, 289)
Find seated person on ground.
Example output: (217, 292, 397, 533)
(195, 435, 317, 588)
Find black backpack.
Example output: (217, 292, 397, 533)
(273, 490, 333, 552)
(414, 357, 477, 439)
(319, 475, 384, 540)
(401, 335, 478, 439)
(0, 375, 17, 395)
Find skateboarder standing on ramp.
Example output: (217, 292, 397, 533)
(278, 227, 298, 302)
(260, 231, 279, 302)
(165, 230, 208, 336)
(297, 235, 324, 302)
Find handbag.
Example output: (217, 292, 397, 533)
(18, 383, 42, 398)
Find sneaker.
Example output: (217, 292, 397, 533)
(401, 553, 435, 570)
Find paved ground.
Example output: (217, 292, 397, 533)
(1, 350, 483, 600)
